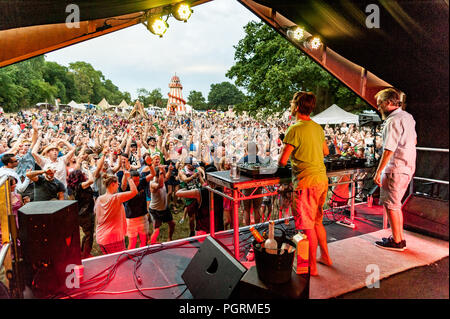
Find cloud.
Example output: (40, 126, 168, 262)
(181, 64, 227, 74)
(45, 0, 259, 99)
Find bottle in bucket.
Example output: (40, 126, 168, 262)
(292, 232, 309, 274)
(264, 220, 277, 255)
(249, 226, 265, 243)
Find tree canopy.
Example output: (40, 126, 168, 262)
(226, 21, 368, 116)
(137, 88, 167, 108)
(207, 81, 245, 111)
(187, 90, 207, 111)
(0, 55, 132, 112)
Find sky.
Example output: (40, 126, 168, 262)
(45, 0, 259, 102)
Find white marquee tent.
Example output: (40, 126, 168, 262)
(311, 104, 359, 125)
(67, 100, 85, 110)
(97, 98, 110, 110)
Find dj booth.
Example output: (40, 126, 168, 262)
(205, 165, 377, 259)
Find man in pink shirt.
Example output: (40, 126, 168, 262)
(373, 88, 417, 251)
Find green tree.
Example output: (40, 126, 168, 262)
(0, 68, 29, 112)
(121, 91, 132, 105)
(226, 21, 368, 116)
(187, 90, 207, 110)
(148, 89, 165, 107)
(0, 56, 141, 112)
(0, 56, 59, 110)
(207, 82, 245, 111)
(42, 61, 78, 103)
(136, 88, 150, 106)
(69, 62, 98, 102)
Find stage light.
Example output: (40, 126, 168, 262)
(173, 2, 192, 22)
(146, 17, 168, 37)
(288, 27, 305, 41)
(310, 37, 322, 50)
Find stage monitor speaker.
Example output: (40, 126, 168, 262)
(182, 236, 247, 299)
(403, 194, 449, 240)
(18, 200, 81, 298)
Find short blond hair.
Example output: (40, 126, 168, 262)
(375, 88, 406, 109)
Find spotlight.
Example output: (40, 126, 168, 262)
(288, 27, 305, 41)
(173, 2, 192, 22)
(309, 37, 322, 50)
(146, 17, 168, 37)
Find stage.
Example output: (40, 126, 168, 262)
(53, 203, 449, 300)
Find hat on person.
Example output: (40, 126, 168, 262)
(42, 144, 59, 155)
(175, 134, 183, 142)
(148, 136, 156, 142)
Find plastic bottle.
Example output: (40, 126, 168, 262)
(264, 220, 278, 255)
(292, 232, 309, 274)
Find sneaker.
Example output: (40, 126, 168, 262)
(381, 236, 407, 248)
(375, 236, 406, 251)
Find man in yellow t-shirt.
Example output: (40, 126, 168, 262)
(279, 91, 332, 276)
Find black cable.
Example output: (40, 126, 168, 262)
(329, 185, 367, 201)
(175, 286, 188, 299)
(49, 240, 199, 299)
(130, 240, 202, 299)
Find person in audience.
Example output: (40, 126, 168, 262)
(67, 169, 95, 258)
(8, 176, 23, 230)
(31, 137, 76, 188)
(26, 163, 65, 201)
(94, 172, 138, 254)
(149, 166, 175, 244)
(121, 169, 155, 249)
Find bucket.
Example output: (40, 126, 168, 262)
(253, 236, 295, 284)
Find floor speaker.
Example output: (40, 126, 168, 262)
(182, 236, 247, 299)
(18, 200, 81, 298)
(403, 194, 449, 240)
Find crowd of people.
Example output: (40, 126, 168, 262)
(0, 106, 382, 258)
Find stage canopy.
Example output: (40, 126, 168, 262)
(312, 104, 359, 125)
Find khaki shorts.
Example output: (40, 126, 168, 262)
(380, 172, 411, 211)
(292, 183, 328, 230)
